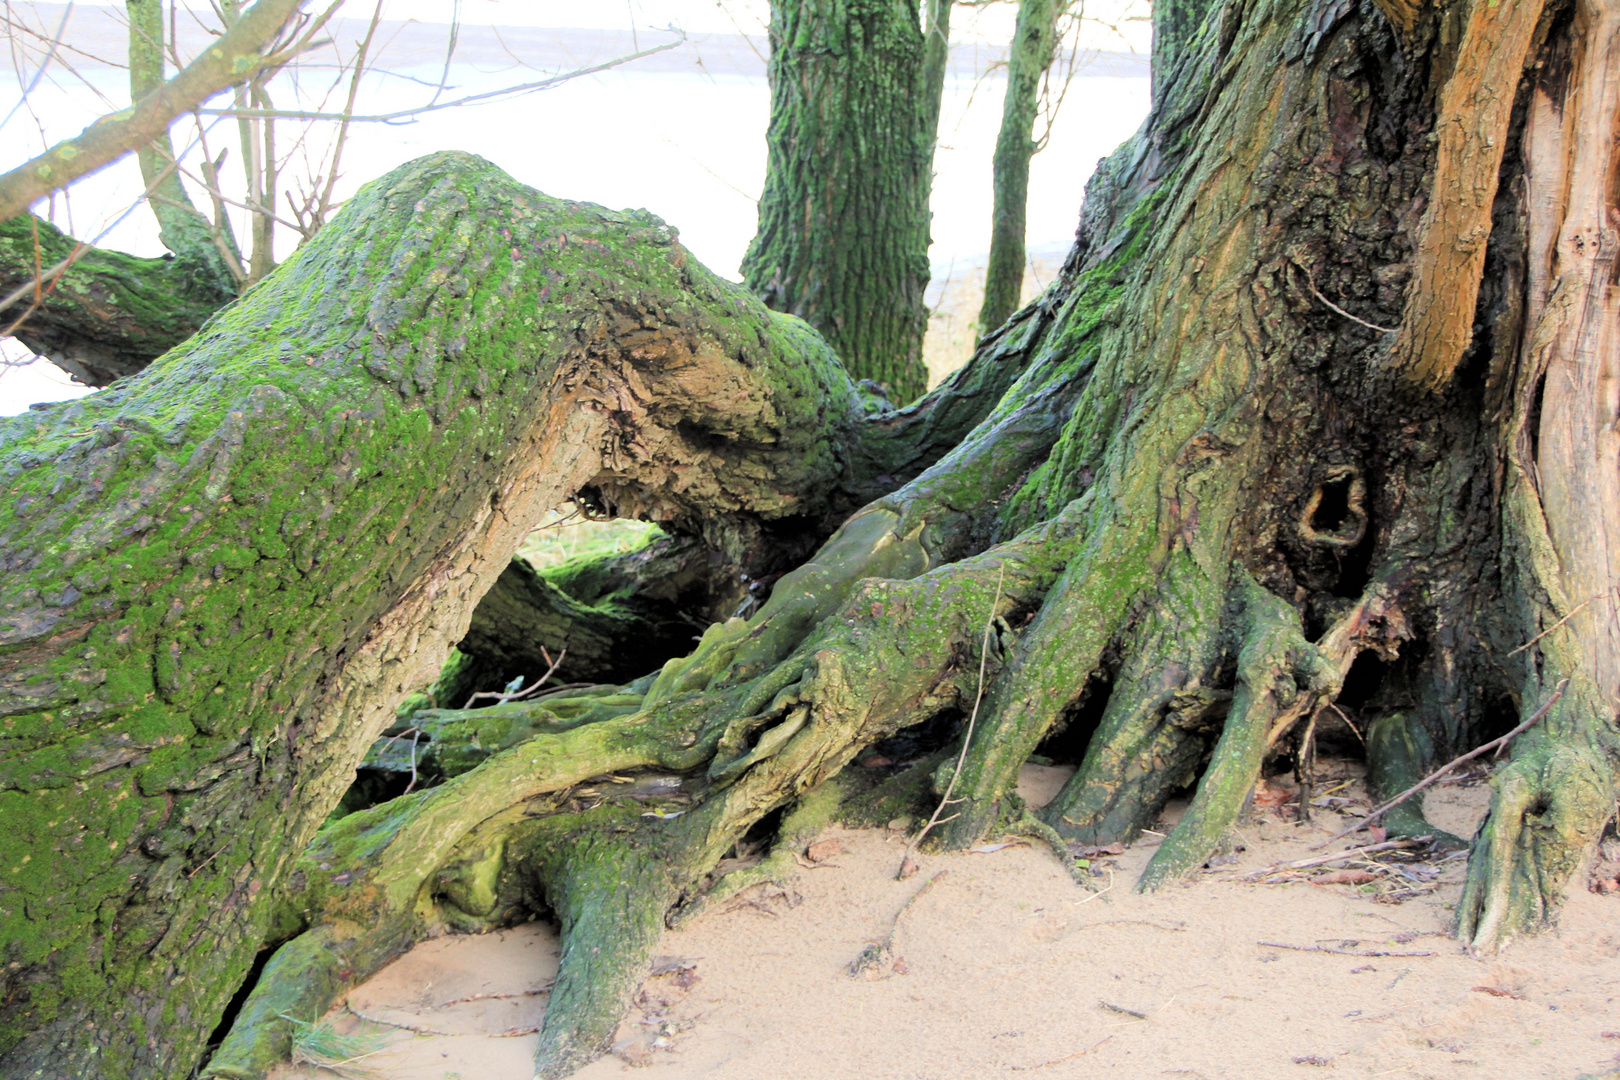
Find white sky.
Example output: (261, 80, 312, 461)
(0, 0, 1152, 412)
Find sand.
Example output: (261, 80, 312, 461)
(267, 762, 1620, 1080)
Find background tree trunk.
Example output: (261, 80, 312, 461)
(741, 0, 938, 402)
(976, 0, 1063, 339)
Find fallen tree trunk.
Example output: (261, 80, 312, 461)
(0, 150, 902, 1077)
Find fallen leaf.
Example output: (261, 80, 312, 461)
(898, 855, 920, 879)
(859, 755, 893, 768)
(1313, 869, 1378, 886)
(1254, 779, 1296, 808)
(1291, 1054, 1333, 1066)
(649, 956, 698, 976)
(1070, 842, 1126, 857)
(970, 841, 1029, 854)
(1470, 985, 1525, 1000)
(806, 839, 845, 862)
(1368, 826, 1387, 843)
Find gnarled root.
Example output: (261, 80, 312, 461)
(1137, 576, 1339, 891)
(211, 522, 1057, 1077)
(1040, 553, 1233, 846)
(1456, 735, 1616, 951)
(1364, 712, 1467, 849)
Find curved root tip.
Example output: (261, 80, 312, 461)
(1455, 747, 1615, 951)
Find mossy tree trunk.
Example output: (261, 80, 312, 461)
(741, 0, 940, 403)
(6, 0, 1620, 1075)
(0, 152, 940, 1078)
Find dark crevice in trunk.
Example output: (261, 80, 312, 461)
(1035, 670, 1116, 767)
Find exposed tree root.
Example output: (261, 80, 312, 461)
(1137, 577, 1338, 890)
(669, 774, 853, 927)
(1364, 714, 1468, 850)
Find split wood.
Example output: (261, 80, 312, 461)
(1243, 837, 1428, 881)
(1258, 941, 1435, 958)
(1309, 679, 1567, 850)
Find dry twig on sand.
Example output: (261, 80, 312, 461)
(1257, 941, 1436, 958)
(1311, 680, 1567, 850)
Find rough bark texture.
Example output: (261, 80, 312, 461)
(977, 0, 1063, 338)
(741, 0, 936, 402)
(6, 0, 1620, 1074)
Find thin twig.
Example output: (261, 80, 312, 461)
(1327, 701, 1365, 745)
(400, 728, 421, 795)
(1258, 940, 1435, 958)
(198, 31, 688, 123)
(1507, 592, 1607, 656)
(1010, 1034, 1116, 1070)
(345, 1001, 539, 1038)
(898, 567, 1005, 879)
(426, 982, 553, 1009)
(1242, 838, 1428, 880)
(1292, 260, 1398, 334)
(1310, 678, 1567, 850)
(462, 647, 567, 709)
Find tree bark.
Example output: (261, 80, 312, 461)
(741, 0, 938, 402)
(977, 0, 1063, 339)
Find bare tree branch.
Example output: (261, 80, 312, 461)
(0, 0, 308, 223)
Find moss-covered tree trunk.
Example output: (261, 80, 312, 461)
(0, 152, 903, 1078)
(7, 0, 1620, 1075)
(741, 0, 939, 402)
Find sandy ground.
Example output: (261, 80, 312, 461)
(268, 763, 1620, 1080)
